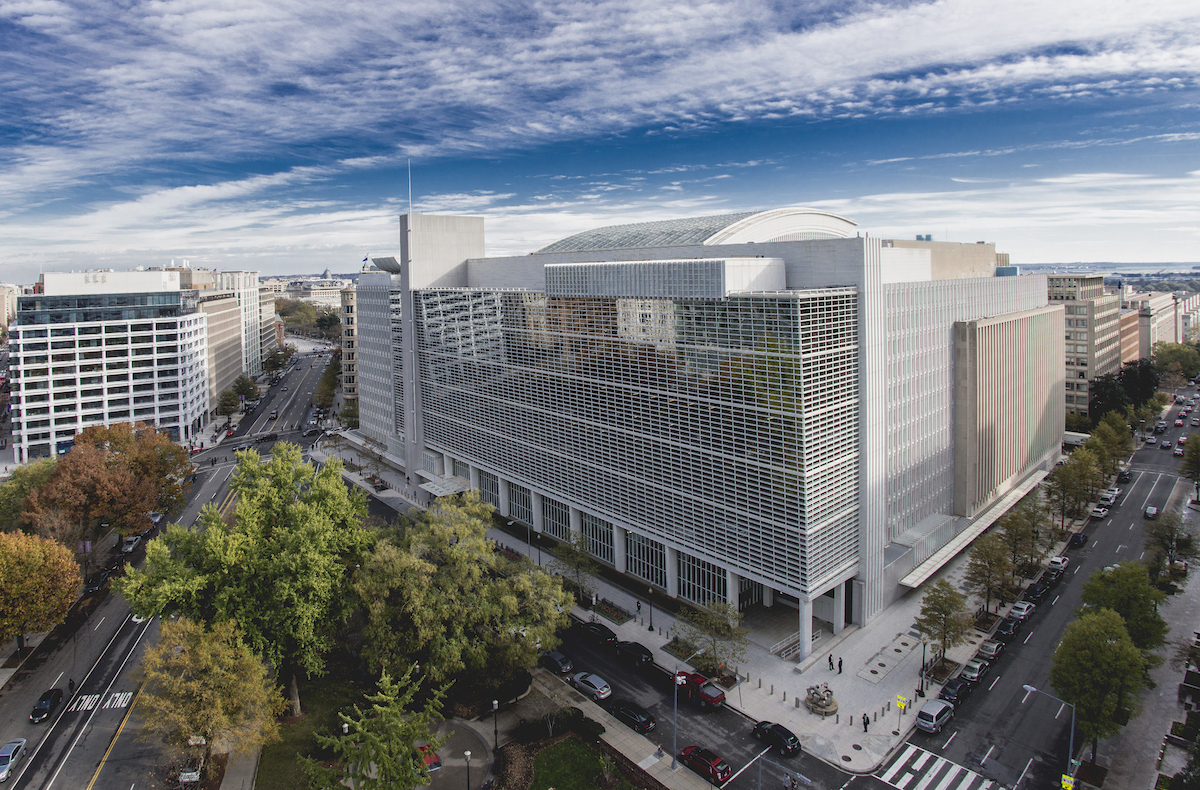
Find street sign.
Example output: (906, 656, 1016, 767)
(896, 695, 908, 710)
(1061, 775, 1075, 789)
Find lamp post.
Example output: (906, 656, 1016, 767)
(1023, 684, 1077, 777)
(918, 640, 927, 697)
(464, 750, 471, 790)
(493, 699, 499, 752)
(648, 587, 654, 632)
(672, 648, 706, 770)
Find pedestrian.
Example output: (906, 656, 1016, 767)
(838, 657, 843, 674)
(862, 713, 869, 733)
(68, 678, 74, 694)
(636, 600, 642, 614)
(828, 655, 834, 671)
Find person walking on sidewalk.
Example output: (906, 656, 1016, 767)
(828, 655, 834, 671)
(862, 713, 869, 733)
(838, 657, 843, 674)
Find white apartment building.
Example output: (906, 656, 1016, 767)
(217, 271, 263, 378)
(9, 271, 209, 460)
(1046, 275, 1121, 418)
(357, 210, 1063, 655)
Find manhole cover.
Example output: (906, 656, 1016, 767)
(870, 669, 878, 674)
(841, 755, 852, 762)
(901, 641, 910, 646)
(894, 648, 902, 652)
(852, 744, 863, 751)
(878, 662, 886, 667)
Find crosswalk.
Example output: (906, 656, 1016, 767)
(877, 745, 997, 790)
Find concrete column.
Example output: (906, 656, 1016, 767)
(531, 492, 544, 534)
(442, 452, 454, 477)
(797, 597, 814, 661)
(763, 587, 774, 608)
(613, 526, 627, 573)
(469, 466, 480, 491)
(569, 506, 582, 539)
(666, 546, 679, 598)
(498, 479, 510, 518)
(726, 568, 739, 606)
(832, 581, 846, 635)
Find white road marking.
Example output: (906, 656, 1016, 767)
(982, 745, 994, 765)
(1051, 595, 1060, 605)
(52, 671, 63, 686)
(1023, 630, 1034, 644)
(1057, 702, 1067, 719)
(92, 617, 105, 631)
(942, 731, 957, 750)
(988, 676, 1000, 691)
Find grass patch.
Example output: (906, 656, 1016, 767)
(530, 739, 635, 790)
(255, 662, 370, 790)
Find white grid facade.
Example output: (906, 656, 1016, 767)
(356, 274, 404, 451)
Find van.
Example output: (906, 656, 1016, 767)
(915, 699, 955, 733)
(269, 409, 278, 419)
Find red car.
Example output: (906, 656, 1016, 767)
(679, 746, 732, 785)
(674, 671, 726, 710)
(1176, 420, 1185, 427)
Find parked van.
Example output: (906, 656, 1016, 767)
(915, 699, 955, 733)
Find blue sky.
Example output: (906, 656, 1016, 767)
(2, 0, 1199, 281)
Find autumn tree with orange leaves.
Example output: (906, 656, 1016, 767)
(0, 531, 80, 651)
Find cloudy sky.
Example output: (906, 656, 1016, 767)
(2, 0, 1199, 281)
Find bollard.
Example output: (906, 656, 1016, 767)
(795, 697, 800, 709)
(783, 692, 786, 702)
(874, 711, 877, 722)
(770, 684, 774, 695)
(887, 701, 891, 712)
(758, 678, 762, 689)
(836, 714, 839, 724)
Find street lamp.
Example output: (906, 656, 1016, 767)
(672, 648, 706, 770)
(493, 699, 499, 752)
(917, 640, 927, 697)
(464, 750, 471, 790)
(1023, 684, 1077, 777)
(648, 587, 654, 632)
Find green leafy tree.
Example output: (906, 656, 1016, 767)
(338, 400, 360, 429)
(314, 307, 342, 342)
(1070, 446, 1107, 506)
(1065, 412, 1094, 432)
(1119, 358, 1160, 407)
(1087, 373, 1130, 423)
(914, 579, 973, 663)
(549, 530, 601, 603)
(964, 533, 1013, 612)
(116, 444, 371, 714)
(277, 298, 318, 328)
(1145, 510, 1198, 571)
(0, 531, 80, 651)
(263, 349, 286, 374)
(215, 389, 240, 416)
(0, 457, 56, 532)
(672, 599, 750, 677)
(137, 617, 287, 753)
(355, 491, 571, 684)
(1155, 342, 1200, 382)
(1080, 561, 1168, 653)
(999, 495, 1050, 577)
(1182, 442, 1200, 502)
(1050, 608, 1147, 762)
(1098, 411, 1135, 460)
(302, 668, 446, 790)
(231, 375, 260, 402)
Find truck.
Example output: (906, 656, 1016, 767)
(674, 671, 726, 710)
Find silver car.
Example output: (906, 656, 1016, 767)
(569, 672, 612, 701)
(915, 699, 954, 733)
(0, 739, 27, 783)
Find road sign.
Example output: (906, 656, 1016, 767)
(1062, 775, 1075, 789)
(896, 695, 908, 710)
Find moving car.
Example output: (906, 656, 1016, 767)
(938, 677, 971, 705)
(569, 672, 612, 701)
(614, 641, 654, 666)
(1176, 447, 1186, 457)
(679, 746, 732, 785)
(0, 739, 26, 783)
(1176, 419, 1185, 427)
(1146, 506, 1160, 519)
(606, 699, 656, 733)
(579, 621, 617, 645)
(1162, 439, 1174, 449)
(1010, 601, 1036, 620)
(1048, 556, 1069, 571)
(915, 699, 955, 734)
(29, 688, 64, 723)
(960, 658, 990, 684)
(751, 721, 801, 756)
(538, 651, 574, 674)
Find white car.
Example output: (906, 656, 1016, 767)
(120, 535, 142, 553)
(1010, 601, 1036, 620)
(0, 739, 26, 782)
(1105, 487, 1121, 498)
(569, 672, 612, 701)
(1048, 556, 1069, 571)
(1090, 506, 1110, 519)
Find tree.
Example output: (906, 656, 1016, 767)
(314, 307, 342, 342)
(1050, 608, 1147, 762)
(1119, 358, 1160, 407)
(1182, 442, 1200, 502)
(338, 400, 360, 430)
(964, 533, 1013, 612)
(116, 444, 371, 715)
(231, 375, 260, 402)
(1098, 411, 1135, 460)
(0, 457, 56, 532)
(73, 422, 194, 520)
(137, 617, 286, 753)
(1088, 373, 1130, 423)
(672, 599, 750, 677)
(1155, 342, 1200, 382)
(355, 492, 571, 685)
(263, 349, 286, 374)
(998, 495, 1050, 577)
(549, 530, 600, 603)
(914, 579, 973, 663)
(215, 389, 240, 416)
(0, 532, 80, 651)
(302, 668, 446, 790)
(1080, 561, 1169, 653)
(1145, 510, 1199, 572)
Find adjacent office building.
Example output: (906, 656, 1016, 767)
(9, 271, 210, 460)
(356, 209, 1063, 654)
(1046, 275, 1121, 419)
(340, 285, 358, 402)
(218, 271, 264, 378)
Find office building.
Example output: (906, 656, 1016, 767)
(9, 270, 209, 461)
(217, 271, 263, 378)
(259, 287, 277, 365)
(358, 210, 1063, 654)
(1046, 275, 1121, 418)
(340, 285, 358, 402)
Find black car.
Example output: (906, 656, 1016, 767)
(615, 641, 654, 666)
(1119, 470, 1133, 482)
(1025, 579, 1050, 602)
(938, 677, 971, 706)
(994, 616, 1020, 641)
(29, 688, 64, 723)
(538, 650, 574, 674)
(1045, 567, 1065, 587)
(83, 570, 109, 594)
(579, 621, 617, 645)
(751, 721, 801, 756)
(606, 699, 656, 733)
(1069, 532, 1088, 548)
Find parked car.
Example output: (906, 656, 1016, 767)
(938, 677, 971, 706)
(83, 570, 110, 594)
(1025, 579, 1050, 601)
(0, 739, 27, 783)
(606, 699, 656, 733)
(1090, 507, 1109, 519)
(1105, 487, 1122, 498)
(1119, 469, 1133, 482)
(1048, 556, 1069, 571)
(1146, 506, 1160, 519)
(615, 641, 654, 666)
(960, 658, 990, 684)
(569, 672, 612, 701)
(418, 744, 442, 773)
(179, 754, 205, 784)
(1010, 601, 1037, 620)
(674, 671, 727, 709)
(1069, 532, 1089, 548)
(29, 688, 64, 723)
(579, 621, 617, 645)
(995, 616, 1020, 641)
(915, 699, 955, 734)
(538, 650, 574, 674)
(1045, 567, 1065, 587)
(977, 640, 1004, 660)
(120, 534, 141, 553)
(751, 721, 801, 756)
(679, 746, 733, 785)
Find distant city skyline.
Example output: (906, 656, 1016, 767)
(2, 0, 1198, 283)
